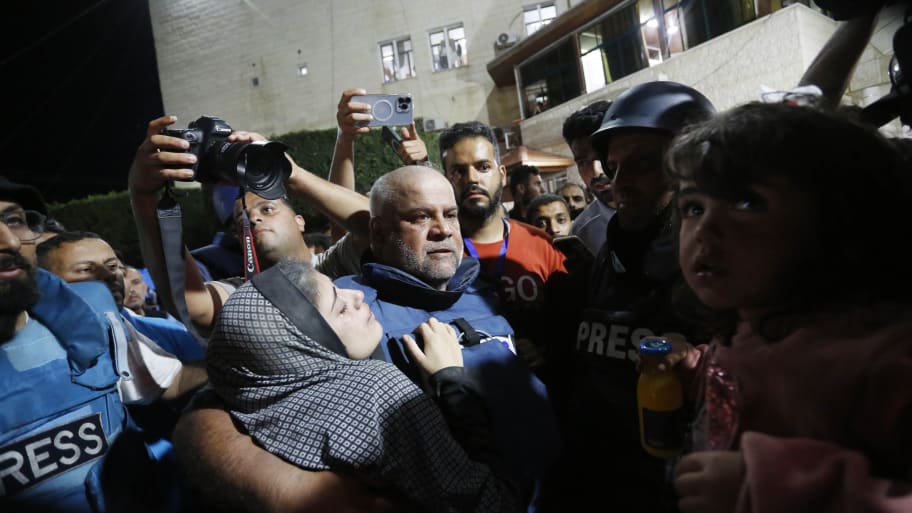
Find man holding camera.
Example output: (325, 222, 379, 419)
(129, 115, 373, 336)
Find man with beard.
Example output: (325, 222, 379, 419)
(439, 122, 567, 369)
(129, 116, 371, 338)
(123, 266, 151, 316)
(562, 100, 616, 254)
(175, 166, 559, 512)
(0, 180, 184, 512)
(557, 182, 588, 220)
(555, 81, 715, 513)
(507, 165, 544, 221)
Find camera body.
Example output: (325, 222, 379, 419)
(164, 116, 291, 200)
(165, 116, 234, 175)
(353, 94, 414, 127)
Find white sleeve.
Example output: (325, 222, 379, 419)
(117, 320, 183, 405)
(313, 232, 363, 279)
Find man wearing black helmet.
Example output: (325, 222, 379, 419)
(552, 82, 716, 513)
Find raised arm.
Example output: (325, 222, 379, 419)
(286, 162, 372, 242)
(799, 11, 880, 109)
(329, 88, 371, 191)
(128, 116, 221, 333)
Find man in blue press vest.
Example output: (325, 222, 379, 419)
(0, 178, 178, 512)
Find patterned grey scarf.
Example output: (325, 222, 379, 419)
(207, 278, 515, 512)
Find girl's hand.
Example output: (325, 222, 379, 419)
(636, 339, 697, 372)
(402, 318, 462, 376)
(660, 339, 697, 371)
(675, 451, 745, 513)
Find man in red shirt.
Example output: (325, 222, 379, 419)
(439, 122, 568, 367)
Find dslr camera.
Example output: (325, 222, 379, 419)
(164, 116, 291, 200)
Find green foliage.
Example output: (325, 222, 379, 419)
(47, 189, 212, 267)
(275, 126, 443, 195)
(46, 126, 444, 267)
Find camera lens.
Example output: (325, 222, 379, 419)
(202, 141, 290, 200)
(243, 143, 291, 199)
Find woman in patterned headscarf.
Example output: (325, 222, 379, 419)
(207, 259, 519, 513)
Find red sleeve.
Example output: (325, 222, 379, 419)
(739, 432, 912, 513)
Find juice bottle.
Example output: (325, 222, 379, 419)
(637, 337, 684, 458)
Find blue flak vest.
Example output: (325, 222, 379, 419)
(0, 270, 136, 513)
(335, 259, 562, 485)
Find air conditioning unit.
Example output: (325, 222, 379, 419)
(422, 118, 447, 132)
(494, 32, 519, 50)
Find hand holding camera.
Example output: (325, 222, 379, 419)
(163, 116, 291, 200)
(129, 115, 198, 196)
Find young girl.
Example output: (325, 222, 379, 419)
(206, 259, 518, 513)
(663, 102, 912, 513)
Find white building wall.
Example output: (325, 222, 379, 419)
(520, 4, 899, 183)
(150, 0, 587, 136)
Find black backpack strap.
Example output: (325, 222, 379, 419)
(156, 187, 205, 344)
(452, 317, 482, 347)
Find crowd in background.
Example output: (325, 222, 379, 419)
(2, 5, 912, 513)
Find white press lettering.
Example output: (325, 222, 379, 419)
(54, 430, 80, 466)
(79, 423, 103, 456)
(577, 322, 590, 350)
(25, 438, 58, 479)
(587, 322, 607, 355)
(606, 324, 628, 359)
(0, 451, 28, 494)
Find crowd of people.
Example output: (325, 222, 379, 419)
(2, 8, 912, 513)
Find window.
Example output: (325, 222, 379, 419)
(429, 24, 467, 72)
(524, 2, 557, 36)
(639, 0, 685, 66)
(518, 39, 581, 117)
(379, 37, 416, 83)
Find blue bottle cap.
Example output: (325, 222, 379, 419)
(639, 337, 671, 356)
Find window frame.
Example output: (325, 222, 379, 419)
(427, 23, 468, 73)
(523, 2, 558, 36)
(378, 36, 417, 83)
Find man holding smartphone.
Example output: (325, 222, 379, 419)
(332, 89, 430, 190)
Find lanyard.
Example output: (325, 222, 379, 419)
(463, 218, 510, 278)
(239, 193, 261, 280)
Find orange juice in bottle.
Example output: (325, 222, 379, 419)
(637, 337, 684, 458)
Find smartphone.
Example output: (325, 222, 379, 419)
(353, 94, 413, 127)
(553, 235, 594, 264)
(381, 125, 403, 152)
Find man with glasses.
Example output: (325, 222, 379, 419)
(0, 177, 189, 512)
(0, 177, 49, 262)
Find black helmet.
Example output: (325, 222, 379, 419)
(590, 81, 715, 150)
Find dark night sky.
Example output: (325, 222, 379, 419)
(0, 0, 163, 204)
